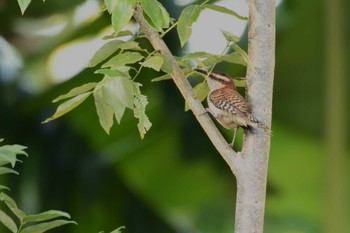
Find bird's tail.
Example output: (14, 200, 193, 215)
(257, 122, 272, 136)
(247, 115, 272, 135)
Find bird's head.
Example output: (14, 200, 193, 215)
(196, 69, 235, 91)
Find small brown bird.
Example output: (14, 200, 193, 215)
(196, 69, 270, 147)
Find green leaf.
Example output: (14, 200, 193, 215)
(221, 30, 240, 43)
(108, 77, 134, 110)
(20, 219, 77, 233)
(234, 79, 246, 87)
(1, 145, 27, 156)
(0, 144, 27, 167)
(88, 40, 125, 67)
(103, 30, 134, 40)
(151, 73, 172, 82)
(0, 209, 17, 233)
(177, 5, 202, 47)
(132, 82, 152, 139)
(0, 148, 19, 166)
(95, 69, 129, 78)
(111, 0, 137, 35)
(204, 4, 248, 20)
(100, 2, 108, 12)
(117, 30, 134, 37)
(0, 185, 10, 191)
(230, 44, 253, 67)
(23, 210, 71, 224)
(193, 81, 210, 103)
(182, 52, 218, 68)
(104, 0, 115, 13)
(42, 92, 92, 123)
(141, 56, 164, 71)
(151, 68, 193, 82)
(94, 84, 115, 135)
(185, 81, 209, 111)
(221, 52, 247, 66)
(0, 192, 26, 222)
(140, 0, 170, 31)
(111, 226, 126, 233)
(117, 41, 141, 50)
(159, 54, 173, 73)
(17, 0, 32, 14)
(0, 139, 3, 143)
(111, 65, 132, 74)
(183, 52, 212, 59)
(158, 2, 171, 28)
(53, 83, 97, 103)
(93, 76, 134, 133)
(174, 56, 192, 68)
(198, 56, 216, 67)
(0, 167, 19, 175)
(102, 52, 144, 68)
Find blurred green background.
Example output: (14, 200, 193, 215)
(0, 0, 349, 232)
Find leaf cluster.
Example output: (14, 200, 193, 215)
(19, 0, 250, 139)
(0, 140, 75, 233)
(0, 140, 125, 233)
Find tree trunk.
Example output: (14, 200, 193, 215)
(233, 0, 275, 232)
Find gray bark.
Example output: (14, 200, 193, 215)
(233, 0, 275, 232)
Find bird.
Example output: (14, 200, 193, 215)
(196, 69, 270, 147)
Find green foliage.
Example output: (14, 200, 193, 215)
(102, 52, 144, 68)
(221, 30, 240, 43)
(230, 44, 253, 68)
(94, 76, 134, 133)
(17, 0, 47, 14)
(0, 143, 27, 171)
(110, 0, 137, 35)
(99, 226, 125, 233)
(110, 226, 125, 233)
(52, 83, 97, 103)
(140, 0, 170, 31)
(177, 5, 202, 48)
(31, 0, 251, 139)
(141, 55, 164, 72)
(185, 81, 210, 111)
(88, 40, 127, 67)
(132, 82, 152, 139)
(17, 0, 32, 14)
(0, 141, 76, 233)
(42, 92, 93, 123)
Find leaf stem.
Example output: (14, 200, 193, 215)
(160, 21, 178, 39)
(200, 0, 210, 6)
(132, 50, 158, 80)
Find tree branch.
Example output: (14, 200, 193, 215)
(133, 4, 239, 175)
